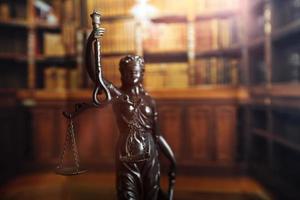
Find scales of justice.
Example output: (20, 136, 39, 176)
(55, 11, 176, 200)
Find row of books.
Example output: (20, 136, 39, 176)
(36, 26, 76, 56)
(144, 63, 189, 88)
(151, 0, 239, 16)
(143, 23, 187, 53)
(101, 56, 122, 87)
(88, 0, 239, 17)
(62, 23, 77, 55)
(44, 67, 79, 91)
(86, 56, 131, 88)
(0, 1, 27, 20)
(0, 30, 27, 55)
(42, 33, 66, 56)
(142, 18, 239, 54)
(196, 18, 240, 52)
(0, 30, 75, 58)
(150, 0, 193, 16)
(87, 0, 135, 19)
(195, 57, 239, 85)
(0, 2, 10, 20)
(94, 57, 190, 89)
(42, 59, 238, 90)
(194, 0, 240, 14)
(101, 19, 136, 53)
(35, 0, 77, 23)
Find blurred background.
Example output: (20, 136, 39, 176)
(0, 0, 299, 199)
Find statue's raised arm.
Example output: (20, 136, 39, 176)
(63, 11, 121, 119)
(85, 11, 122, 106)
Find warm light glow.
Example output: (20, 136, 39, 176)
(130, 0, 157, 25)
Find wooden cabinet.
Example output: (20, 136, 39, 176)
(215, 106, 236, 163)
(20, 89, 239, 171)
(0, 91, 30, 184)
(93, 108, 117, 162)
(184, 104, 236, 166)
(32, 106, 67, 163)
(158, 105, 183, 160)
(186, 106, 212, 162)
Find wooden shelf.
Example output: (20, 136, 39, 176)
(34, 22, 61, 31)
(195, 9, 238, 21)
(35, 55, 76, 63)
(252, 128, 270, 139)
(0, 19, 29, 28)
(102, 52, 135, 58)
(272, 19, 300, 42)
(144, 51, 187, 63)
(17, 87, 248, 101)
(0, 20, 62, 31)
(249, 85, 268, 96)
(196, 45, 242, 58)
(250, 84, 300, 98)
(151, 15, 187, 23)
(101, 15, 134, 21)
(273, 135, 300, 153)
(269, 83, 300, 97)
(0, 53, 28, 62)
(252, 128, 300, 153)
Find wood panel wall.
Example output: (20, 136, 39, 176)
(27, 97, 237, 171)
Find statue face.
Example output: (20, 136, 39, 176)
(121, 64, 144, 86)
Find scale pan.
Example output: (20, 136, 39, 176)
(55, 166, 87, 176)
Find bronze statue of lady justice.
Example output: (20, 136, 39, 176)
(56, 11, 176, 200)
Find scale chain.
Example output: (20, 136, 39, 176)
(58, 118, 81, 172)
(58, 120, 71, 169)
(69, 119, 80, 171)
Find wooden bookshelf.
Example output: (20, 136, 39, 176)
(0, 0, 81, 90)
(0, 0, 244, 91)
(242, 0, 300, 197)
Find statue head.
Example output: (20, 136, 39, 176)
(119, 55, 145, 87)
